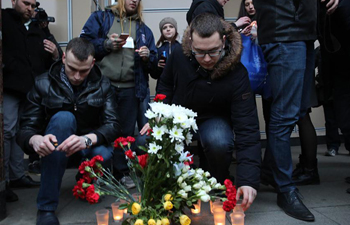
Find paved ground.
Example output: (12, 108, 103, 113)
(1, 144, 350, 225)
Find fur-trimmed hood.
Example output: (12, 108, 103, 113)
(182, 19, 242, 80)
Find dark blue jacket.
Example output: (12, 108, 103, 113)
(154, 41, 181, 80)
(80, 9, 157, 101)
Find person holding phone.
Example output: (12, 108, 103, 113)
(154, 17, 181, 86)
(80, 0, 157, 189)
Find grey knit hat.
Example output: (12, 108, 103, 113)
(159, 17, 178, 33)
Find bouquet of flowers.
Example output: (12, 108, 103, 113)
(73, 95, 236, 225)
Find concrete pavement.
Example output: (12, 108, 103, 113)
(1, 144, 350, 225)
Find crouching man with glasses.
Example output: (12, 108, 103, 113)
(157, 13, 261, 211)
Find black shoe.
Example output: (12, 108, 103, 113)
(36, 210, 60, 225)
(10, 175, 41, 188)
(277, 189, 315, 222)
(345, 177, 350, 184)
(28, 160, 41, 175)
(5, 184, 18, 202)
(293, 168, 320, 186)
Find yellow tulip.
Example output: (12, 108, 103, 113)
(148, 219, 156, 225)
(163, 201, 173, 210)
(132, 202, 141, 215)
(164, 194, 173, 201)
(135, 219, 144, 225)
(179, 215, 191, 225)
(161, 218, 170, 225)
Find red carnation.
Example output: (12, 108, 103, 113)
(153, 94, 166, 102)
(223, 200, 234, 212)
(72, 179, 86, 199)
(224, 179, 233, 188)
(78, 161, 90, 174)
(114, 137, 128, 148)
(126, 136, 136, 143)
(125, 149, 135, 160)
(137, 154, 149, 169)
(85, 185, 100, 204)
(146, 129, 153, 136)
(227, 193, 236, 201)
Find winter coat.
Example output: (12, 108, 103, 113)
(17, 61, 121, 155)
(157, 20, 261, 190)
(80, 9, 158, 101)
(254, 0, 317, 44)
(186, 0, 225, 25)
(2, 8, 54, 96)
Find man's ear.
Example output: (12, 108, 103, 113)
(91, 58, 96, 68)
(62, 52, 66, 64)
(222, 35, 226, 48)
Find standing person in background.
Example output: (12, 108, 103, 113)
(236, 0, 256, 33)
(154, 17, 181, 87)
(80, 0, 158, 189)
(186, 0, 229, 25)
(28, 2, 64, 175)
(2, 0, 59, 202)
(255, 0, 338, 221)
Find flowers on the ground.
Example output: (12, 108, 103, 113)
(73, 95, 236, 224)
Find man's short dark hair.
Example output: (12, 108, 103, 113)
(190, 13, 224, 40)
(66, 37, 95, 61)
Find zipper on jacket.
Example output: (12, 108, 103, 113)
(74, 103, 77, 111)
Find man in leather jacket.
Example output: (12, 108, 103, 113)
(17, 37, 121, 225)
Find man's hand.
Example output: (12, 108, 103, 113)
(158, 59, 166, 68)
(57, 135, 86, 157)
(235, 16, 251, 28)
(43, 39, 59, 60)
(236, 186, 257, 211)
(321, 0, 339, 15)
(29, 134, 57, 157)
(106, 33, 126, 51)
(135, 46, 150, 62)
(140, 123, 150, 136)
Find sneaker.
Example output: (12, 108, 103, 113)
(28, 160, 41, 175)
(324, 148, 338, 157)
(120, 176, 136, 189)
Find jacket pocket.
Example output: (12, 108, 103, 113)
(42, 96, 65, 109)
(87, 98, 104, 107)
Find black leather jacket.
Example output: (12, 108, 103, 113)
(255, 0, 317, 45)
(17, 61, 121, 154)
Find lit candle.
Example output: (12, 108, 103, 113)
(95, 209, 109, 225)
(230, 212, 245, 225)
(111, 202, 124, 222)
(213, 207, 226, 225)
(191, 200, 201, 215)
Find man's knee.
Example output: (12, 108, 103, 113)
(47, 111, 77, 132)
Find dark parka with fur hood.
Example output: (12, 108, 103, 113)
(157, 20, 261, 189)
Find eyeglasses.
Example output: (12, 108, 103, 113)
(191, 46, 223, 58)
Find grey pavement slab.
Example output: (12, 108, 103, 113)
(1, 144, 350, 225)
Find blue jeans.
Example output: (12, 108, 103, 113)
(261, 41, 315, 193)
(37, 111, 113, 211)
(195, 117, 235, 183)
(112, 87, 149, 178)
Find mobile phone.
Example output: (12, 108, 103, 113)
(119, 33, 129, 40)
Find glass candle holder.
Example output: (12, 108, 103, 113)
(233, 199, 244, 213)
(120, 199, 128, 214)
(95, 209, 109, 225)
(210, 198, 222, 214)
(111, 202, 124, 222)
(190, 200, 201, 215)
(213, 207, 226, 225)
(230, 212, 245, 225)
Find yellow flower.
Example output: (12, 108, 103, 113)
(179, 215, 191, 225)
(135, 219, 144, 225)
(161, 218, 170, 225)
(156, 220, 162, 225)
(164, 194, 173, 201)
(148, 219, 156, 225)
(132, 202, 141, 215)
(163, 201, 173, 210)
